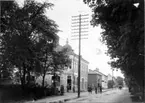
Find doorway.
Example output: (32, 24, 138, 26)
(67, 76, 72, 91)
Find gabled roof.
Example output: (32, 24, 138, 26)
(88, 69, 107, 77)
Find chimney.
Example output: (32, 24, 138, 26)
(94, 68, 99, 72)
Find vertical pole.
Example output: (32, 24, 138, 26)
(112, 68, 113, 89)
(73, 53, 75, 92)
(78, 14, 81, 98)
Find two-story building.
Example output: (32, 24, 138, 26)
(88, 68, 102, 88)
(100, 73, 108, 89)
(88, 68, 108, 89)
(37, 41, 89, 92)
(64, 52, 89, 92)
(60, 42, 89, 92)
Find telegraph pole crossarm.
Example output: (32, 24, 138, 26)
(71, 14, 89, 98)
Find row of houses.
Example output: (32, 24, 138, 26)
(0, 41, 118, 92)
(39, 41, 118, 92)
(88, 69, 118, 89)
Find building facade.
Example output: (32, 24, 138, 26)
(88, 69, 102, 88)
(36, 43, 89, 92)
(107, 74, 112, 81)
(62, 53, 89, 92)
(107, 74, 118, 88)
(112, 76, 118, 87)
(101, 73, 108, 89)
(88, 68, 108, 89)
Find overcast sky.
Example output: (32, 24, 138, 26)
(16, 0, 124, 78)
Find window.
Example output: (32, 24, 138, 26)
(69, 65, 72, 69)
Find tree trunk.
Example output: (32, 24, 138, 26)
(26, 71, 31, 85)
(20, 69, 26, 96)
(20, 77, 24, 90)
(53, 71, 56, 95)
(42, 72, 46, 88)
(23, 68, 26, 87)
(21, 64, 26, 92)
(19, 67, 26, 90)
(42, 50, 47, 88)
(19, 67, 23, 89)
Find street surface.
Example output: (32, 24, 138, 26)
(24, 87, 143, 103)
(25, 89, 110, 103)
(66, 88, 135, 103)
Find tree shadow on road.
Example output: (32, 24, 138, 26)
(130, 94, 144, 102)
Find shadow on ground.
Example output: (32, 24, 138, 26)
(130, 94, 144, 102)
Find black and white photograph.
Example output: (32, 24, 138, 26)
(0, 0, 144, 103)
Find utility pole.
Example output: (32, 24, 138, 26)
(78, 14, 81, 97)
(71, 14, 89, 98)
(112, 68, 114, 89)
(72, 51, 75, 93)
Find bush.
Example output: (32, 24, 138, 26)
(25, 84, 61, 99)
(24, 83, 47, 99)
(0, 84, 24, 102)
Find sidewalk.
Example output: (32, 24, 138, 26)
(25, 88, 111, 103)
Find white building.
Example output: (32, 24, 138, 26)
(36, 41, 89, 92)
(64, 52, 89, 92)
(107, 74, 118, 88)
(101, 73, 108, 89)
(107, 74, 112, 81)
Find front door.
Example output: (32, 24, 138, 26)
(67, 76, 71, 91)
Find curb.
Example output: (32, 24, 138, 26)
(48, 89, 112, 103)
(49, 97, 78, 103)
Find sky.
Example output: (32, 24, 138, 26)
(16, 0, 124, 78)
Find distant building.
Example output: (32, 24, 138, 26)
(100, 73, 108, 89)
(107, 74, 112, 81)
(88, 69, 102, 88)
(107, 74, 118, 88)
(112, 76, 118, 87)
(88, 68, 107, 89)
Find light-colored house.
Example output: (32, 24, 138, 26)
(36, 41, 89, 92)
(101, 73, 108, 89)
(113, 76, 118, 87)
(107, 74, 118, 88)
(64, 52, 89, 92)
(107, 74, 112, 81)
(58, 42, 89, 92)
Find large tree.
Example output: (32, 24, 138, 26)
(1, 0, 59, 89)
(51, 46, 72, 94)
(83, 0, 144, 89)
(34, 38, 54, 88)
(35, 41, 71, 89)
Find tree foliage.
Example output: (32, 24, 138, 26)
(1, 1, 72, 93)
(0, 0, 59, 88)
(83, 0, 144, 88)
(51, 46, 72, 94)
